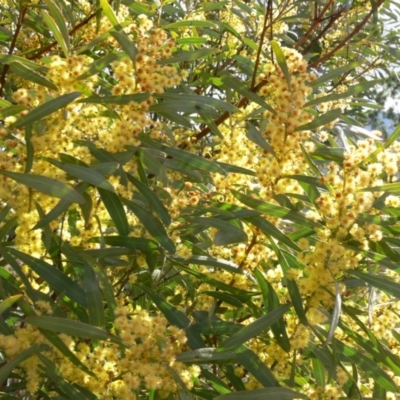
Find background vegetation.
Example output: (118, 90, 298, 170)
(1, 0, 400, 399)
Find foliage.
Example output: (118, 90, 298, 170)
(0, 0, 400, 399)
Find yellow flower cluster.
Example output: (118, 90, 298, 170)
(0, 303, 199, 398)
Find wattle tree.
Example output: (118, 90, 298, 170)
(0, 1, 400, 399)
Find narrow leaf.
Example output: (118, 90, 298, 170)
(0, 170, 85, 204)
(90, 235, 158, 250)
(157, 48, 220, 64)
(98, 188, 130, 235)
(44, 0, 70, 55)
(0, 345, 45, 386)
(218, 305, 290, 352)
(0, 294, 22, 315)
(126, 173, 171, 226)
(26, 316, 122, 344)
(122, 199, 175, 252)
(271, 41, 290, 88)
(46, 158, 115, 191)
(10, 62, 58, 91)
(215, 387, 309, 400)
(41, 10, 69, 57)
(177, 348, 236, 364)
(235, 346, 279, 387)
(220, 71, 277, 115)
(82, 263, 105, 327)
(2, 247, 87, 307)
(9, 92, 80, 129)
(295, 109, 341, 132)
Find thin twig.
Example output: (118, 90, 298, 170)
(0, 7, 28, 97)
(309, 0, 385, 68)
(250, 1, 272, 89)
(294, 0, 334, 50)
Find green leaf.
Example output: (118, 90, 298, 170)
(163, 20, 217, 28)
(10, 62, 58, 91)
(33, 183, 88, 230)
(295, 109, 341, 132)
(0, 344, 46, 386)
(45, 158, 115, 191)
(0, 170, 86, 204)
(155, 93, 239, 113)
(183, 255, 241, 274)
(157, 48, 220, 64)
(78, 92, 149, 105)
(177, 348, 236, 364)
(323, 280, 342, 346)
(44, 0, 70, 56)
(219, 71, 277, 115)
(2, 247, 87, 306)
(202, 291, 244, 307)
(141, 138, 226, 175)
(100, 0, 119, 26)
(98, 188, 130, 235)
(235, 346, 279, 387)
(0, 105, 28, 119)
(350, 271, 400, 299)
(122, 198, 175, 253)
(26, 316, 123, 345)
(231, 190, 320, 228)
(37, 354, 90, 399)
(75, 53, 125, 81)
(90, 235, 158, 250)
(110, 30, 138, 64)
(41, 10, 69, 58)
(244, 215, 300, 251)
(185, 216, 248, 246)
(38, 327, 96, 378)
(82, 263, 105, 327)
(176, 37, 207, 45)
(305, 80, 379, 107)
(0, 294, 22, 315)
(253, 270, 290, 352)
(150, 100, 219, 117)
(271, 41, 290, 88)
(334, 339, 397, 392)
(126, 173, 171, 226)
(385, 123, 400, 149)
(358, 182, 400, 193)
(170, 259, 253, 297)
(135, 283, 204, 349)
(246, 122, 275, 155)
(215, 387, 309, 400)
(9, 91, 80, 129)
(269, 244, 308, 325)
(312, 358, 325, 387)
(24, 125, 34, 173)
(215, 161, 256, 177)
(217, 304, 290, 352)
(311, 62, 360, 86)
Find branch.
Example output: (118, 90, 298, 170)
(250, 0, 272, 89)
(309, 0, 385, 69)
(0, 7, 27, 97)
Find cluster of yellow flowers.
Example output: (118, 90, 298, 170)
(0, 302, 199, 398)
